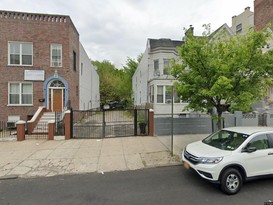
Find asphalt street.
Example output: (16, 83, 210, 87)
(0, 165, 272, 205)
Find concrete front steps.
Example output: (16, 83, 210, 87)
(32, 112, 55, 134)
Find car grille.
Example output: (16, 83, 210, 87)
(184, 150, 200, 165)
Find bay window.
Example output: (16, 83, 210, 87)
(156, 85, 180, 104)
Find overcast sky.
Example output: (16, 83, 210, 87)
(1, 0, 254, 68)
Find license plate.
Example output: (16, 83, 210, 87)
(183, 161, 190, 169)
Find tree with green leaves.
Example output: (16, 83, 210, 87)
(172, 26, 273, 129)
(92, 56, 142, 108)
(123, 54, 143, 78)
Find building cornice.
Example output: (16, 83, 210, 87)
(0, 10, 79, 35)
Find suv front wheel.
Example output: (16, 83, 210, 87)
(220, 168, 242, 195)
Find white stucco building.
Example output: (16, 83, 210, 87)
(132, 38, 188, 115)
(79, 43, 100, 110)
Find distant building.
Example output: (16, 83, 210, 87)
(231, 7, 254, 35)
(132, 38, 187, 115)
(79, 43, 100, 110)
(0, 10, 100, 122)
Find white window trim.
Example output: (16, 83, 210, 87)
(8, 82, 33, 106)
(156, 85, 164, 104)
(50, 44, 62, 67)
(155, 85, 182, 104)
(236, 23, 242, 33)
(154, 59, 160, 76)
(8, 41, 33, 66)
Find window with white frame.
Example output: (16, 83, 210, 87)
(156, 85, 181, 104)
(157, 85, 164, 103)
(154, 60, 160, 76)
(9, 42, 33, 66)
(236, 23, 242, 34)
(163, 59, 170, 75)
(149, 85, 154, 103)
(51, 44, 62, 67)
(9, 82, 33, 105)
(165, 86, 172, 103)
(174, 89, 181, 103)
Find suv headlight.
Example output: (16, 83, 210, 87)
(200, 157, 223, 164)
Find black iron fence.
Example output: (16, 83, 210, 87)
(72, 109, 149, 139)
(26, 122, 48, 140)
(55, 112, 65, 136)
(0, 121, 17, 139)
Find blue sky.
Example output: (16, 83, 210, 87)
(1, 0, 254, 68)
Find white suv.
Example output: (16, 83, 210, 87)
(182, 126, 273, 195)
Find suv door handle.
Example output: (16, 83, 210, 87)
(268, 153, 273, 155)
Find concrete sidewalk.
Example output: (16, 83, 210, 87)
(157, 134, 207, 159)
(0, 137, 180, 179)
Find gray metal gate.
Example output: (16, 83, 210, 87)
(258, 113, 267, 126)
(72, 109, 149, 139)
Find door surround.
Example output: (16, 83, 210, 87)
(44, 74, 68, 111)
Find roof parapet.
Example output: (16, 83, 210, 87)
(0, 10, 68, 23)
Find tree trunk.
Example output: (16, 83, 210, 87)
(216, 109, 223, 131)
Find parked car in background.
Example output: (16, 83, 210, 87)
(182, 127, 273, 195)
(101, 100, 127, 110)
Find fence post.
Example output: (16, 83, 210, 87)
(48, 120, 55, 140)
(149, 109, 154, 136)
(16, 120, 25, 141)
(64, 110, 71, 140)
(102, 109, 106, 138)
(70, 108, 73, 139)
(210, 117, 214, 133)
(134, 109, 137, 136)
(234, 111, 242, 126)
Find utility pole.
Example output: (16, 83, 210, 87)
(171, 86, 174, 156)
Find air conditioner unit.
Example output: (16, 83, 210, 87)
(7, 121, 16, 129)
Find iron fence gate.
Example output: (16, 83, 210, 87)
(72, 109, 149, 139)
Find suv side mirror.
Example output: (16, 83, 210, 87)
(242, 146, 257, 153)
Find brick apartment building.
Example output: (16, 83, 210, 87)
(0, 10, 99, 122)
(254, 0, 273, 31)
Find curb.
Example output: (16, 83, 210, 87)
(0, 175, 18, 180)
(144, 162, 181, 169)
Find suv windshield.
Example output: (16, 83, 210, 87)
(202, 130, 249, 150)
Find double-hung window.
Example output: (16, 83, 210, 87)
(154, 60, 159, 76)
(165, 86, 172, 103)
(163, 59, 170, 75)
(236, 23, 242, 34)
(157, 86, 164, 103)
(9, 42, 33, 66)
(51, 44, 62, 67)
(156, 85, 181, 104)
(149, 85, 154, 103)
(9, 82, 33, 105)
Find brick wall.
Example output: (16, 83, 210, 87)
(0, 11, 79, 121)
(254, 0, 273, 31)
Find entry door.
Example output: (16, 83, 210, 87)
(52, 89, 63, 112)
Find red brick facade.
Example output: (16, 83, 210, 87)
(0, 11, 80, 121)
(254, 0, 273, 31)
